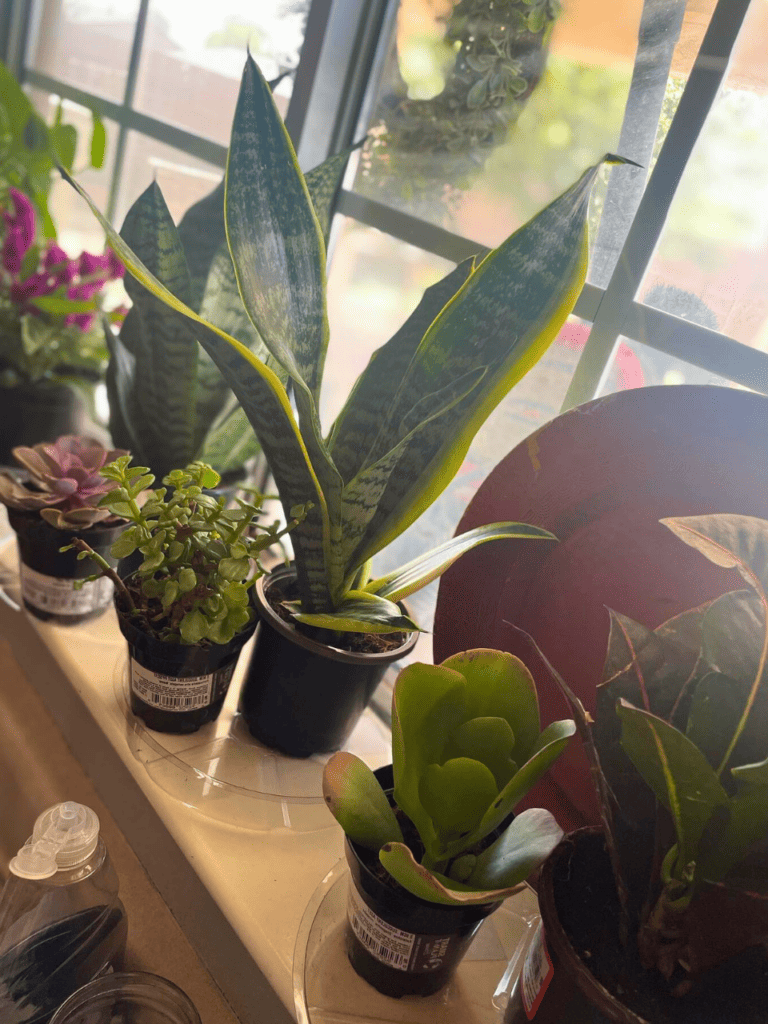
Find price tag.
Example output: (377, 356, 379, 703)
(522, 921, 554, 1019)
(20, 564, 113, 616)
(130, 658, 236, 712)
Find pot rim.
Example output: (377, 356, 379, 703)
(538, 826, 650, 1024)
(255, 565, 419, 666)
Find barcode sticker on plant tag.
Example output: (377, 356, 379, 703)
(20, 564, 113, 616)
(130, 660, 216, 712)
(347, 882, 415, 972)
(522, 921, 554, 1019)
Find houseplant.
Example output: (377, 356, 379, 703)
(521, 513, 768, 1023)
(64, 53, 630, 755)
(0, 187, 125, 462)
(70, 455, 303, 733)
(0, 436, 127, 623)
(323, 648, 575, 996)
(106, 132, 359, 482)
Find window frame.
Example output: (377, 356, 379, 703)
(3, 0, 767, 401)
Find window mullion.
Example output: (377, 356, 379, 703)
(561, 0, 753, 413)
(106, 0, 150, 220)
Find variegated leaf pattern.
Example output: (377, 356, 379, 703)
(197, 392, 261, 476)
(347, 158, 624, 569)
(226, 51, 329, 400)
(117, 181, 198, 477)
(303, 140, 363, 248)
(328, 258, 475, 485)
(176, 178, 225, 310)
(61, 166, 333, 612)
(294, 590, 421, 634)
(339, 367, 487, 570)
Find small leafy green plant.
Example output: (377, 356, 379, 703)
(534, 514, 768, 995)
(323, 649, 575, 905)
(68, 456, 304, 645)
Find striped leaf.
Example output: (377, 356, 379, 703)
(366, 522, 557, 603)
(226, 51, 328, 399)
(116, 182, 198, 477)
(329, 258, 475, 486)
(198, 394, 261, 476)
(293, 590, 421, 634)
(61, 167, 333, 612)
(347, 157, 627, 570)
(304, 140, 364, 247)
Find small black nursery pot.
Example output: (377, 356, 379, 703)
(239, 568, 418, 758)
(9, 508, 124, 624)
(117, 594, 257, 735)
(343, 766, 498, 998)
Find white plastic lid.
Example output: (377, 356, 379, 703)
(9, 802, 100, 879)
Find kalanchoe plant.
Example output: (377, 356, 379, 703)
(532, 513, 768, 996)
(69, 456, 305, 645)
(0, 187, 125, 387)
(65, 53, 631, 637)
(0, 435, 126, 528)
(323, 649, 575, 905)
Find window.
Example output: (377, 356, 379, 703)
(5, 0, 767, 667)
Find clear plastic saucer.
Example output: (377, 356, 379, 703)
(114, 654, 392, 832)
(293, 859, 540, 1024)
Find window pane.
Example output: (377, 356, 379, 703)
(641, 0, 768, 350)
(28, 90, 120, 257)
(132, 1, 307, 144)
(598, 335, 741, 395)
(114, 132, 222, 226)
(28, 0, 142, 102)
(351, 0, 721, 256)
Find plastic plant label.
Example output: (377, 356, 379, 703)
(20, 564, 113, 615)
(130, 658, 236, 712)
(521, 921, 554, 1019)
(347, 882, 460, 973)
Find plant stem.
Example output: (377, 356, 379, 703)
(69, 538, 135, 612)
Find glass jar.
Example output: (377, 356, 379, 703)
(49, 972, 201, 1024)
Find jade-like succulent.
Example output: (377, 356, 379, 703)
(69, 456, 305, 645)
(323, 649, 575, 905)
(535, 514, 768, 994)
(0, 436, 126, 528)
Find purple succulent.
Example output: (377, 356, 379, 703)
(0, 435, 128, 529)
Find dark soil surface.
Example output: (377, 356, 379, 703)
(267, 573, 407, 655)
(555, 832, 768, 1024)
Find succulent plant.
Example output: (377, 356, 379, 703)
(534, 514, 768, 995)
(0, 435, 126, 528)
(68, 456, 305, 645)
(65, 54, 632, 638)
(323, 649, 575, 905)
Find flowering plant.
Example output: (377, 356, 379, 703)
(0, 187, 125, 386)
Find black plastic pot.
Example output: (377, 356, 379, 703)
(521, 828, 768, 1024)
(238, 567, 418, 757)
(0, 380, 87, 466)
(8, 508, 124, 624)
(344, 766, 499, 998)
(117, 595, 257, 735)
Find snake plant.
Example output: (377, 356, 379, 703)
(65, 53, 629, 635)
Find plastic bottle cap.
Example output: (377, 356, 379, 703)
(9, 802, 100, 879)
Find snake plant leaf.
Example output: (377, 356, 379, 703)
(198, 394, 261, 476)
(339, 366, 487, 567)
(617, 699, 729, 874)
(303, 139, 365, 248)
(293, 590, 421, 634)
(226, 50, 328, 400)
(346, 157, 628, 570)
(116, 181, 198, 477)
(468, 807, 564, 892)
(322, 752, 403, 851)
(449, 718, 576, 857)
(419, 758, 500, 840)
(329, 258, 476, 486)
(366, 522, 556, 604)
(379, 842, 524, 906)
(60, 166, 334, 612)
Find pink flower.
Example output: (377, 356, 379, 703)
(10, 271, 56, 307)
(78, 251, 111, 277)
(64, 312, 95, 331)
(67, 281, 101, 303)
(43, 243, 77, 285)
(106, 249, 124, 280)
(1, 189, 36, 274)
(2, 226, 26, 275)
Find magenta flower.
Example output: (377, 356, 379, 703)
(1, 189, 36, 275)
(106, 249, 124, 280)
(43, 243, 77, 285)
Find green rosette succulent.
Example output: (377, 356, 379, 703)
(324, 649, 575, 905)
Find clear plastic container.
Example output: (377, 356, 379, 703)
(49, 972, 201, 1024)
(0, 802, 127, 1024)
